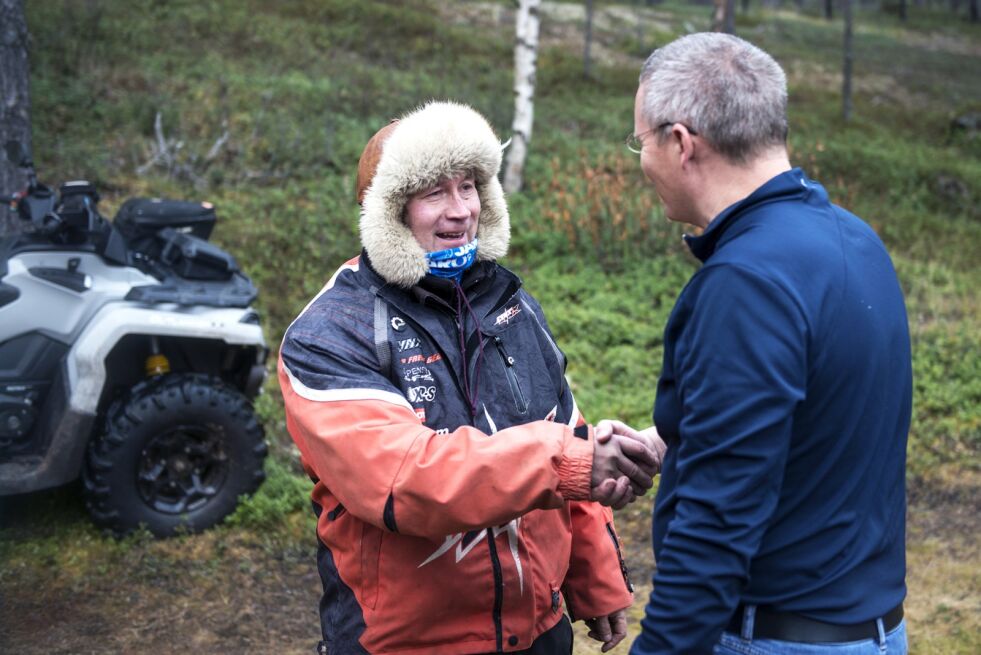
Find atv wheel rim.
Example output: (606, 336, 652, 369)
(137, 424, 230, 514)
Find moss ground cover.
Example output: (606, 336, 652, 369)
(1, 1, 978, 652)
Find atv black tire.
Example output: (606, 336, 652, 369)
(83, 373, 267, 537)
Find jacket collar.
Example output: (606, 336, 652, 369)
(360, 250, 518, 318)
(411, 260, 501, 311)
(684, 167, 816, 262)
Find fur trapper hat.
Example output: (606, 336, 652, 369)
(357, 101, 510, 288)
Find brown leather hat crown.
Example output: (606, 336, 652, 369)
(355, 120, 400, 205)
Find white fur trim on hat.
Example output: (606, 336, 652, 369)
(359, 101, 510, 288)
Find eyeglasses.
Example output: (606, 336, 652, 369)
(625, 122, 698, 154)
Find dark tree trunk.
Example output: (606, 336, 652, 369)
(742, 0, 750, 13)
(584, 0, 595, 79)
(842, 0, 854, 122)
(970, 0, 979, 22)
(825, 0, 834, 19)
(899, 0, 908, 20)
(0, 0, 32, 236)
(724, 0, 737, 32)
(712, 0, 737, 33)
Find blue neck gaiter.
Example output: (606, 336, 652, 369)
(425, 239, 479, 282)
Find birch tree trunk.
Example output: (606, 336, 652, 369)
(0, 0, 32, 236)
(503, 0, 541, 194)
(842, 0, 854, 122)
(712, 0, 737, 33)
(712, 0, 725, 30)
(583, 0, 595, 79)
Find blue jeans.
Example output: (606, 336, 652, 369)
(713, 619, 908, 654)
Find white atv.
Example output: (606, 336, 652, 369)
(0, 142, 267, 536)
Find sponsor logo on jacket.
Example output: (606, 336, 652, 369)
(407, 386, 437, 403)
(404, 366, 434, 382)
(397, 338, 421, 352)
(494, 304, 521, 326)
(401, 353, 443, 365)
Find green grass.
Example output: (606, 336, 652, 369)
(14, 0, 978, 498)
(3, 1, 979, 652)
(14, 0, 978, 523)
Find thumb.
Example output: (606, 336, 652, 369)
(594, 420, 613, 444)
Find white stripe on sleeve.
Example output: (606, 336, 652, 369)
(282, 363, 412, 410)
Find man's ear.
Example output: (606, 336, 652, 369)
(674, 126, 697, 169)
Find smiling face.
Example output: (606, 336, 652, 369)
(404, 173, 481, 252)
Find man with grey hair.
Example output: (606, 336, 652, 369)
(623, 33, 911, 654)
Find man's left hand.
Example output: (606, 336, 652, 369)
(585, 608, 629, 652)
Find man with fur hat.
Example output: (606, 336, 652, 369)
(279, 101, 660, 654)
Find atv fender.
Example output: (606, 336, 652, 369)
(0, 305, 265, 495)
(67, 304, 266, 415)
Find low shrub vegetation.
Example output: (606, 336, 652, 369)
(2, 1, 977, 653)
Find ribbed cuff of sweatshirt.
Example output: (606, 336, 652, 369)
(556, 425, 593, 501)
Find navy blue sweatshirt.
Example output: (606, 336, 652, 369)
(631, 169, 911, 654)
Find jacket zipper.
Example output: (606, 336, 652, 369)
(605, 522, 634, 592)
(493, 336, 529, 414)
(486, 531, 505, 651)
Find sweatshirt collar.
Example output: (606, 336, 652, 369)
(684, 167, 814, 262)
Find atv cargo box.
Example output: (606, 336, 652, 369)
(115, 198, 216, 241)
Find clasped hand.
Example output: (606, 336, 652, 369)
(590, 420, 666, 509)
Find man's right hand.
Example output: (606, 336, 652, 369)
(590, 420, 666, 508)
(600, 420, 667, 467)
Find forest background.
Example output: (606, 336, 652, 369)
(0, 0, 978, 653)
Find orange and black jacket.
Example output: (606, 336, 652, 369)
(279, 254, 633, 654)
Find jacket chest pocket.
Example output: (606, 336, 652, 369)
(479, 322, 564, 426)
(492, 335, 529, 415)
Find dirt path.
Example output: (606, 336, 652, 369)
(1, 475, 977, 654)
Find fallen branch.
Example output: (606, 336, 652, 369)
(136, 111, 229, 189)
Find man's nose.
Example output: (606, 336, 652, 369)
(444, 190, 470, 219)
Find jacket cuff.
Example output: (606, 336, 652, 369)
(556, 426, 593, 501)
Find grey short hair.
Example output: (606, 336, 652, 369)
(639, 33, 788, 163)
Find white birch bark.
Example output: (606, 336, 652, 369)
(503, 0, 541, 194)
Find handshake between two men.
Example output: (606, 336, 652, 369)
(589, 420, 667, 510)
